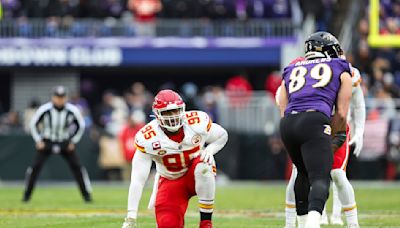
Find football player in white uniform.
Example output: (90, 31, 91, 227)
(277, 57, 365, 228)
(122, 90, 228, 228)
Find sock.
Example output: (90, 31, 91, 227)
(285, 166, 297, 227)
(331, 181, 342, 218)
(200, 212, 212, 221)
(297, 214, 307, 228)
(195, 162, 215, 215)
(306, 211, 321, 228)
(285, 206, 297, 227)
(344, 206, 359, 226)
(331, 169, 358, 225)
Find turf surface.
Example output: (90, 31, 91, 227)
(0, 182, 399, 227)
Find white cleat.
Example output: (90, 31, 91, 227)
(330, 215, 344, 225)
(122, 217, 137, 228)
(284, 225, 296, 228)
(347, 224, 360, 228)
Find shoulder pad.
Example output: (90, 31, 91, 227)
(334, 58, 351, 74)
(134, 120, 159, 154)
(185, 111, 212, 134)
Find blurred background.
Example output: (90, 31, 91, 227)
(0, 0, 399, 183)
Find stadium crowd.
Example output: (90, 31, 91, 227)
(346, 0, 400, 179)
(0, 0, 336, 37)
(1, 0, 295, 19)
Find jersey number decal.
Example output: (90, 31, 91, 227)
(186, 112, 200, 125)
(141, 125, 156, 140)
(162, 146, 200, 172)
(288, 63, 332, 93)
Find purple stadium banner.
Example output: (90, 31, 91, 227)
(0, 37, 296, 67)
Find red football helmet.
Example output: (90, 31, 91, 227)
(152, 90, 186, 132)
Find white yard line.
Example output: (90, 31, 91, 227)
(1, 209, 398, 220)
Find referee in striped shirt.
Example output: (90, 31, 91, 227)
(23, 86, 92, 202)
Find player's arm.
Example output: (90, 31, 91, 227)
(349, 85, 366, 156)
(68, 104, 86, 144)
(30, 104, 48, 143)
(330, 71, 352, 151)
(205, 123, 228, 155)
(277, 81, 288, 117)
(200, 122, 228, 164)
(125, 149, 152, 223)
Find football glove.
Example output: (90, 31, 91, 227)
(199, 149, 215, 165)
(349, 132, 363, 157)
(122, 217, 137, 228)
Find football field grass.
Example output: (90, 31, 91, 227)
(0, 182, 399, 227)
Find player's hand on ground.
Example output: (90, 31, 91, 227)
(122, 217, 137, 228)
(199, 149, 214, 165)
(67, 143, 75, 152)
(36, 141, 45, 151)
(349, 133, 363, 157)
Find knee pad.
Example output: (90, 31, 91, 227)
(310, 179, 330, 200)
(194, 162, 214, 179)
(331, 169, 347, 188)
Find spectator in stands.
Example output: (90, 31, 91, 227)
(118, 110, 145, 180)
(23, 99, 40, 133)
(381, 17, 400, 35)
(45, 17, 60, 37)
(107, 95, 129, 136)
(47, 0, 80, 18)
(225, 74, 253, 107)
(1, 0, 22, 18)
(235, 0, 248, 20)
(94, 90, 115, 130)
(90, 0, 126, 18)
(17, 16, 33, 36)
(70, 92, 93, 129)
(22, 0, 50, 17)
(119, 110, 145, 162)
(128, 0, 162, 36)
(383, 72, 400, 98)
(130, 82, 153, 120)
(180, 82, 204, 111)
(387, 115, 400, 179)
(264, 71, 282, 97)
(202, 86, 219, 123)
(0, 111, 24, 134)
(373, 85, 396, 120)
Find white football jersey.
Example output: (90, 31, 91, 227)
(134, 111, 213, 180)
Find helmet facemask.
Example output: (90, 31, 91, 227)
(154, 105, 185, 132)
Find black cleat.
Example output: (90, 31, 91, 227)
(22, 195, 30, 203)
(84, 194, 92, 203)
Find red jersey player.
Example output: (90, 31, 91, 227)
(122, 90, 228, 228)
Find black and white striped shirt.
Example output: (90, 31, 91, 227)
(30, 102, 85, 144)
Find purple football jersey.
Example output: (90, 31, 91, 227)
(282, 58, 351, 117)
